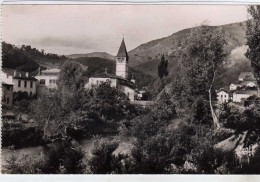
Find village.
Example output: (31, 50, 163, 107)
(2, 38, 151, 113)
(1, 5, 260, 175)
(2, 38, 259, 111)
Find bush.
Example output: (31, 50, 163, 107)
(44, 140, 85, 174)
(3, 153, 47, 174)
(2, 120, 45, 148)
(87, 138, 125, 174)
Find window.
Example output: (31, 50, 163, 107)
(40, 79, 45, 85)
(30, 81, 33, 88)
(18, 80, 21, 87)
(30, 92, 32, 97)
(24, 81, 27, 88)
(7, 86, 10, 91)
(50, 79, 53, 84)
(7, 97, 9, 104)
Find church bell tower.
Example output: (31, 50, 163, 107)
(116, 38, 129, 79)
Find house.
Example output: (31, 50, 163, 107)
(2, 68, 37, 97)
(2, 81, 14, 107)
(35, 68, 60, 95)
(233, 89, 259, 103)
(86, 38, 137, 101)
(238, 72, 255, 81)
(230, 83, 240, 91)
(217, 89, 230, 103)
(230, 81, 257, 91)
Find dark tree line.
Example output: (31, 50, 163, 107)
(2, 42, 67, 72)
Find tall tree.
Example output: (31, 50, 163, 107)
(246, 6, 260, 86)
(171, 25, 226, 129)
(158, 55, 168, 79)
(57, 60, 86, 112)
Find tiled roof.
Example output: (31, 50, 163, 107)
(90, 72, 135, 89)
(2, 68, 37, 81)
(234, 89, 259, 95)
(2, 81, 14, 85)
(217, 88, 229, 93)
(116, 38, 129, 59)
(41, 68, 60, 74)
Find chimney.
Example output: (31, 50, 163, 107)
(38, 67, 42, 75)
(131, 73, 135, 84)
(14, 70, 16, 76)
(105, 67, 108, 73)
(26, 72, 29, 77)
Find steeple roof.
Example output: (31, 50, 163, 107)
(116, 38, 129, 59)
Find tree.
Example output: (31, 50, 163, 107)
(158, 54, 168, 79)
(57, 60, 86, 112)
(171, 25, 226, 128)
(246, 6, 260, 86)
(86, 82, 139, 121)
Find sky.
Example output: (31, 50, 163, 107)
(2, 5, 249, 56)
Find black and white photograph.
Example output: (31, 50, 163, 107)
(1, 3, 260, 174)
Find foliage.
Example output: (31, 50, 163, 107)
(86, 82, 140, 121)
(169, 25, 226, 125)
(1, 119, 45, 148)
(3, 139, 84, 174)
(158, 55, 168, 79)
(44, 140, 85, 174)
(57, 60, 86, 112)
(3, 153, 47, 174)
(2, 42, 66, 72)
(87, 138, 125, 174)
(246, 6, 260, 85)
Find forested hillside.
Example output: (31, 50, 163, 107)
(2, 42, 67, 72)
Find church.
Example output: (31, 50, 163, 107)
(85, 38, 137, 101)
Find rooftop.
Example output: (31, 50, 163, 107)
(116, 38, 129, 59)
(2, 68, 37, 81)
(41, 68, 60, 74)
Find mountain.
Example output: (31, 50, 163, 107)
(129, 21, 247, 68)
(67, 52, 115, 60)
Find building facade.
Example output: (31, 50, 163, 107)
(86, 38, 137, 101)
(35, 68, 60, 95)
(2, 68, 37, 98)
(217, 89, 230, 103)
(2, 82, 14, 107)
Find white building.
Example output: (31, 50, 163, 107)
(233, 90, 259, 103)
(217, 89, 230, 103)
(86, 38, 137, 101)
(35, 68, 60, 95)
(2, 68, 37, 97)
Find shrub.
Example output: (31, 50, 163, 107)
(87, 138, 125, 174)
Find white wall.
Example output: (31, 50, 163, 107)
(35, 75, 58, 89)
(217, 91, 229, 103)
(120, 85, 136, 101)
(13, 79, 37, 96)
(116, 57, 128, 79)
(1, 72, 13, 84)
(230, 84, 237, 90)
(233, 93, 250, 102)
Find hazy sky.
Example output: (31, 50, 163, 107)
(2, 5, 249, 55)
